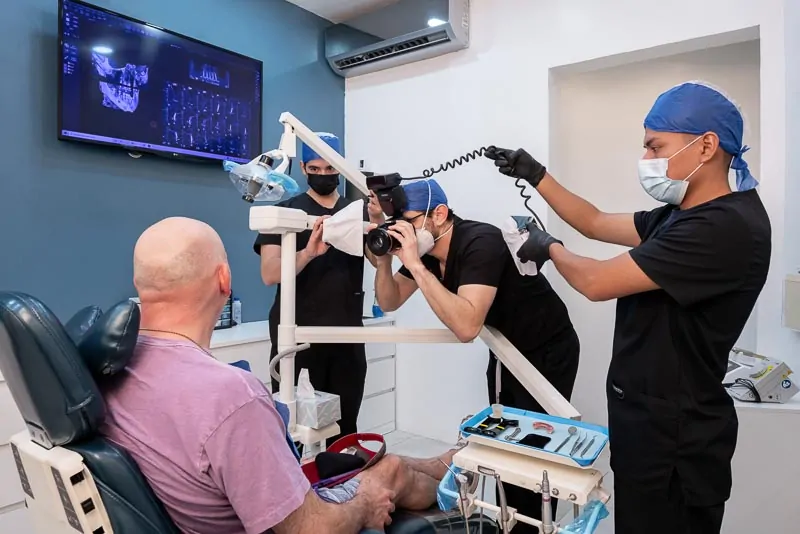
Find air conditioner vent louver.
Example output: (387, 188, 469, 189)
(334, 32, 450, 70)
(324, 0, 470, 78)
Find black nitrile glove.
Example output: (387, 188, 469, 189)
(518, 222, 563, 269)
(484, 147, 547, 187)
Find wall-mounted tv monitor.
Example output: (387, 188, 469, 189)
(58, 0, 263, 164)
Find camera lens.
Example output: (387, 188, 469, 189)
(366, 227, 398, 256)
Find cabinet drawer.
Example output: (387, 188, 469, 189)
(366, 342, 395, 362)
(0, 383, 25, 445)
(358, 391, 395, 432)
(0, 444, 23, 508)
(364, 358, 395, 398)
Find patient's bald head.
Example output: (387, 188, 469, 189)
(134, 217, 231, 305)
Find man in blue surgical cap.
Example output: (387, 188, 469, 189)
(373, 178, 579, 531)
(255, 133, 384, 445)
(486, 82, 771, 533)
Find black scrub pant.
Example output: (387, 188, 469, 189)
(614, 471, 725, 534)
(271, 342, 367, 447)
(486, 329, 580, 534)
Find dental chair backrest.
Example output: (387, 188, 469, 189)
(0, 292, 179, 534)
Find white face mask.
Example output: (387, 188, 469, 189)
(638, 136, 704, 205)
(415, 179, 452, 256)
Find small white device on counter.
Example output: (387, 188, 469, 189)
(724, 348, 799, 403)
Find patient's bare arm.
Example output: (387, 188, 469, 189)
(358, 450, 458, 511)
(273, 485, 394, 534)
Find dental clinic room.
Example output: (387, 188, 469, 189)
(2, 0, 799, 533)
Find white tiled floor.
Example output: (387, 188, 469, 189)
(385, 430, 615, 533)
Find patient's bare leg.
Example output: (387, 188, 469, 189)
(358, 454, 439, 510)
(398, 448, 460, 481)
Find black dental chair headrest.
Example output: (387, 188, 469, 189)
(0, 292, 139, 449)
(77, 299, 140, 378)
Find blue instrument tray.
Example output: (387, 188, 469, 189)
(460, 406, 609, 468)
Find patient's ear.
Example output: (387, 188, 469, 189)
(219, 264, 232, 296)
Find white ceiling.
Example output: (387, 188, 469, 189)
(286, 0, 399, 23)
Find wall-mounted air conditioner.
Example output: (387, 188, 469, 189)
(324, 0, 470, 78)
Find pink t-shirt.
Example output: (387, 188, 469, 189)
(100, 336, 310, 534)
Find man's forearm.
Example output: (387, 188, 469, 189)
(323, 497, 370, 533)
(549, 244, 604, 301)
(261, 249, 315, 285)
(537, 174, 602, 238)
(407, 263, 480, 342)
(375, 261, 401, 311)
(275, 491, 371, 534)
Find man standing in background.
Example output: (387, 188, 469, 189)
(255, 133, 384, 444)
(486, 82, 770, 534)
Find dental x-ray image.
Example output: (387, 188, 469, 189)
(91, 52, 149, 113)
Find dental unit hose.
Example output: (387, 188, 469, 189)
(269, 343, 312, 382)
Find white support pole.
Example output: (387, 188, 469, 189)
(278, 232, 298, 430)
(279, 112, 370, 196)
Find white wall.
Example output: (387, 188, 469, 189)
(549, 41, 761, 426)
(346, 0, 798, 443)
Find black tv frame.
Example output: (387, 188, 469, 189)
(56, 0, 264, 164)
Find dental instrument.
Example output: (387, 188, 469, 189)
(581, 437, 596, 458)
(554, 426, 577, 453)
(570, 432, 587, 457)
(541, 470, 554, 534)
(504, 428, 522, 442)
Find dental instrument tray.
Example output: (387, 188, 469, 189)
(460, 406, 609, 469)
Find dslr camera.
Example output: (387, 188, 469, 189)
(365, 173, 409, 256)
(366, 221, 400, 256)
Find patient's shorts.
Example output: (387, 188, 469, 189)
(316, 478, 361, 504)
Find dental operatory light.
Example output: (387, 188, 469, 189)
(92, 45, 113, 54)
(224, 150, 299, 203)
(427, 18, 447, 27)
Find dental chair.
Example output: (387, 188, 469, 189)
(0, 292, 493, 534)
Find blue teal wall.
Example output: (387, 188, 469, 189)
(0, 0, 343, 321)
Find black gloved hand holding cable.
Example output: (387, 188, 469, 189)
(518, 222, 563, 270)
(485, 147, 547, 188)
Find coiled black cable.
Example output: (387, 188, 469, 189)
(422, 148, 488, 178)
(421, 147, 546, 231)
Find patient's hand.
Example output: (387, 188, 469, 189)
(356, 477, 396, 529)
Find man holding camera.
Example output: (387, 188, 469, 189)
(255, 133, 384, 444)
(372, 179, 579, 532)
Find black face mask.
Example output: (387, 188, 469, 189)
(307, 174, 339, 196)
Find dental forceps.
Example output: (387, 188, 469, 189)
(570, 432, 588, 456)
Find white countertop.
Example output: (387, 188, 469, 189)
(210, 316, 395, 349)
(734, 395, 800, 414)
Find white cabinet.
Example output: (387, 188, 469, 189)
(359, 317, 397, 434)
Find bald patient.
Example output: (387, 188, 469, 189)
(100, 217, 456, 534)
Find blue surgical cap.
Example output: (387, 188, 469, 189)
(644, 82, 757, 191)
(301, 132, 341, 163)
(403, 179, 449, 213)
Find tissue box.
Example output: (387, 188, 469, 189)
(296, 389, 341, 429)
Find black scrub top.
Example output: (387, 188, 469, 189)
(609, 189, 771, 505)
(397, 217, 574, 355)
(254, 193, 368, 339)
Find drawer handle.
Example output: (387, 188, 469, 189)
(367, 355, 395, 364)
(363, 388, 395, 400)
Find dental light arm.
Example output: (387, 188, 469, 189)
(278, 112, 370, 196)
